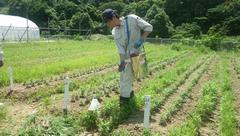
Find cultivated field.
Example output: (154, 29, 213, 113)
(0, 38, 239, 136)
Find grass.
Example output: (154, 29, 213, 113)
(0, 39, 188, 87)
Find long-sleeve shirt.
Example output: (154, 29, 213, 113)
(112, 14, 153, 59)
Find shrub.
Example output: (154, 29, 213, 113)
(201, 35, 222, 51)
(173, 22, 201, 39)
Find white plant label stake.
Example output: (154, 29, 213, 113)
(63, 77, 69, 114)
(144, 95, 151, 129)
(9, 66, 13, 90)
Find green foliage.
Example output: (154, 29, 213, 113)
(171, 44, 182, 51)
(201, 35, 222, 51)
(169, 82, 218, 136)
(219, 60, 237, 136)
(80, 111, 98, 130)
(0, 129, 11, 136)
(145, 4, 174, 38)
(43, 97, 51, 107)
(0, 104, 7, 121)
(165, 0, 224, 26)
(173, 22, 201, 39)
(207, 0, 240, 36)
(142, 128, 153, 136)
(98, 119, 112, 136)
(98, 1, 126, 14)
(18, 115, 80, 136)
(5, 0, 239, 37)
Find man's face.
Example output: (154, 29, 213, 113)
(107, 19, 115, 28)
(106, 16, 118, 28)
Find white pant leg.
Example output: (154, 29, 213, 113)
(120, 62, 134, 98)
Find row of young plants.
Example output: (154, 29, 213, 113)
(8, 50, 189, 102)
(36, 50, 192, 115)
(96, 53, 209, 135)
(167, 55, 219, 135)
(168, 80, 218, 135)
(159, 56, 212, 125)
(110, 55, 212, 135)
(0, 48, 187, 101)
(0, 41, 185, 87)
(149, 51, 190, 72)
(148, 55, 212, 113)
(0, 49, 190, 134)
(219, 57, 237, 136)
(13, 52, 205, 136)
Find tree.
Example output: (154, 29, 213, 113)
(98, 1, 126, 14)
(207, 0, 240, 35)
(70, 12, 94, 29)
(145, 4, 174, 38)
(173, 22, 201, 38)
(165, 0, 224, 27)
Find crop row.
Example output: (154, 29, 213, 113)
(19, 51, 190, 103)
(168, 55, 237, 136)
(148, 55, 212, 113)
(96, 53, 208, 135)
(219, 58, 237, 136)
(15, 51, 205, 135)
(159, 56, 211, 125)
(168, 80, 218, 135)
(0, 43, 186, 88)
(35, 51, 192, 116)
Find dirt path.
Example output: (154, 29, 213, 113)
(230, 59, 240, 134)
(0, 102, 38, 135)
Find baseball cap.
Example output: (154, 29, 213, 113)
(102, 9, 117, 23)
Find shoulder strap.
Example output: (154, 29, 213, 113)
(125, 16, 146, 54)
(125, 16, 130, 46)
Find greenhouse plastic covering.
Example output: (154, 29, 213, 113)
(0, 14, 40, 41)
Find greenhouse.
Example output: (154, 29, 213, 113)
(0, 14, 40, 41)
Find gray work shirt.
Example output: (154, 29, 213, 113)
(112, 14, 153, 57)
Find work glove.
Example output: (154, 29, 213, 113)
(134, 38, 144, 49)
(118, 61, 127, 72)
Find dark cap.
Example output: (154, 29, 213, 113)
(102, 9, 117, 23)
